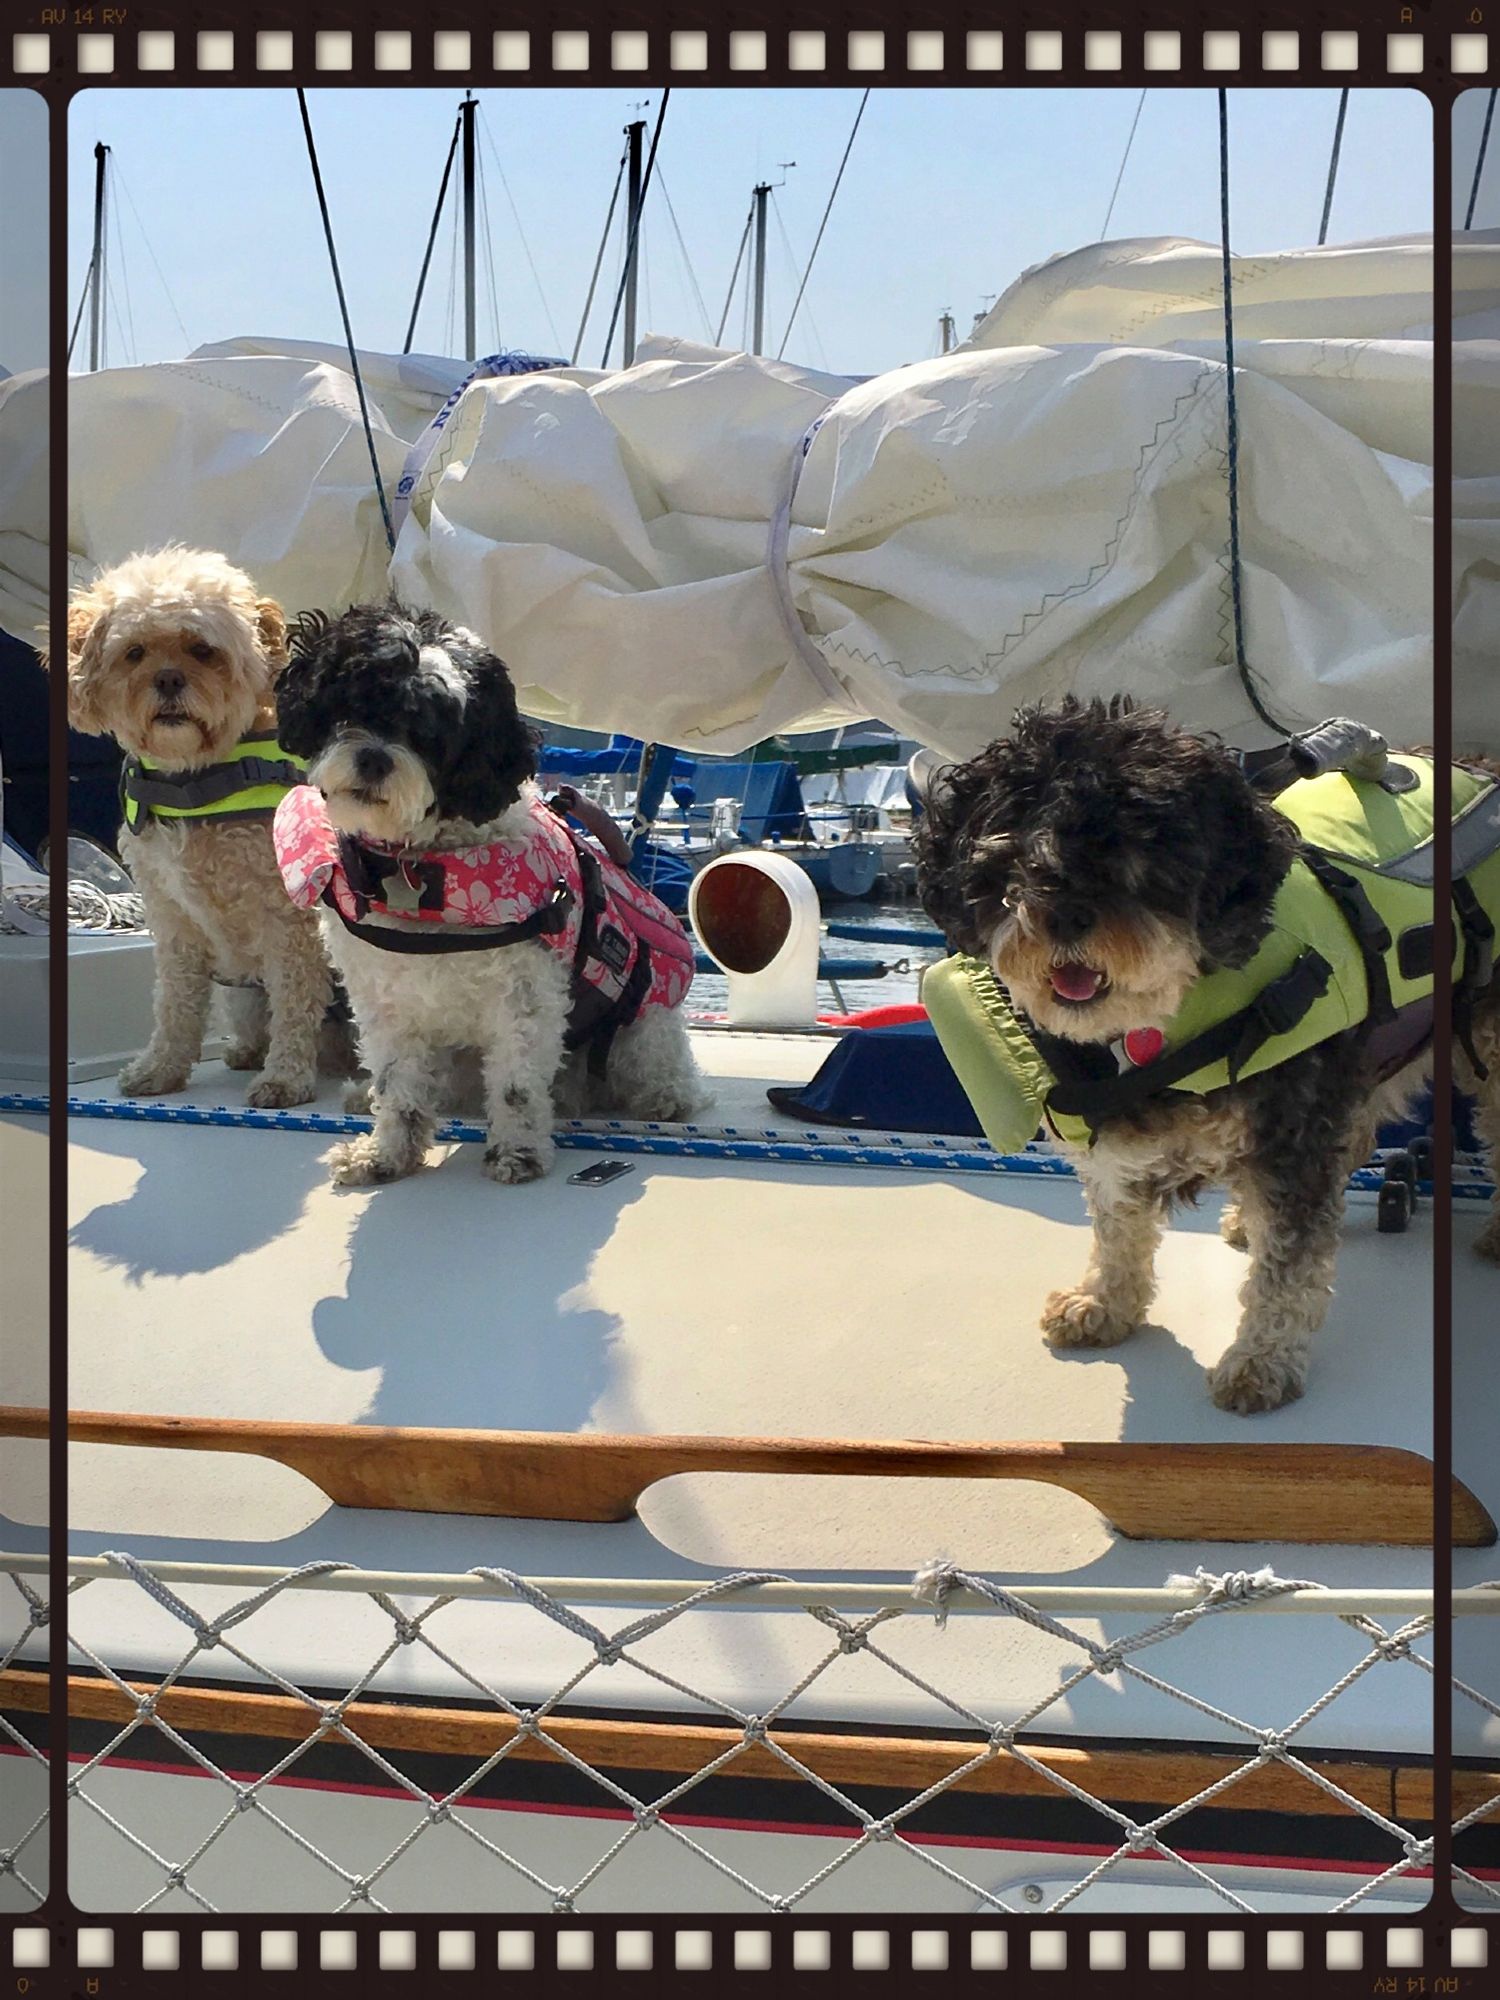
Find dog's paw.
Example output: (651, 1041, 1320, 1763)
(1207, 1345, 1307, 1414)
(247, 1073, 318, 1111)
(222, 1042, 268, 1073)
(116, 1057, 191, 1098)
(1219, 1203, 1250, 1251)
(1474, 1217, 1500, 1265)
(342, 1076, 374, 1117)
(329, 1135, 417, 1187)
(482, 1141, 552, 1185)
(1041, 1289, 1137, 1349)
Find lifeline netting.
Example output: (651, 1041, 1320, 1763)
(2, 1557, 1488, 1917)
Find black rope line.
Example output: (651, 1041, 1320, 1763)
(778, 88, 871, 360)
(1465, 89, 1498, 231)
(403, 108, 462, 356)
(1217, 89, 1290, 738)
(1317, 89, 1349, 247)
(573, 141, 628, 365)
(599, 90, 671, 369)
(1100, 89, 1147, 240)
(297, 90, 396, 556)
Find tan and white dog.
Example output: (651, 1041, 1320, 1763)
(62, 546, 348, 1107)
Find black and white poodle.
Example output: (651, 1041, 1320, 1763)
(916, 696, 1498, 1413)
(274, 600, 706, 1187)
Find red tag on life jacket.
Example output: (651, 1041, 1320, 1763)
(1122, 1026, 1165, 1067)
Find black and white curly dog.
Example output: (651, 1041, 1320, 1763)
(916, 697, 1500, 1415)
(275, 600, 705, 1187)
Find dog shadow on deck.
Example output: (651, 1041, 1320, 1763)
(68, 1120, 331, 1282)
(308, 1143, 644, 1436)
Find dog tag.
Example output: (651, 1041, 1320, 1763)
(1119, 1027, 1165, 1068)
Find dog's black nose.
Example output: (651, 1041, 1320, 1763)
(1047, 901, 1094, 945)
(153, 667, 187, 699)
(355, 745, 394, 784)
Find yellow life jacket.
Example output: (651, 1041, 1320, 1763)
(923, 756, 1500, 1153)
(121, 731, 308, 835)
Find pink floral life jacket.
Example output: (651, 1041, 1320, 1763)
(273, 785, 694, 1065)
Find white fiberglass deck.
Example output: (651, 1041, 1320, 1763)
(4, 1023, 1482, 1761)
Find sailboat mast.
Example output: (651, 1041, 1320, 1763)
(751, 182, 771, 354)
(461, 93, 477, 357)
(622, 118, 646, 365)
(939, 310, 955, 354)
(89, 142, 109, 373)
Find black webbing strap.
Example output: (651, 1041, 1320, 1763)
(324, 877, 575, 955)
(1454, 877, 1496, 1081)
(121, 753, 304, 827)
(1041, 947, 1336, 1129)
(1297, 847, 1395, 1028)
(566, 943, 655, 1079)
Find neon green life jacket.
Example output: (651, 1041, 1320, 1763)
(121, 730, 308, 836)
(923, 756, 1500, 1153)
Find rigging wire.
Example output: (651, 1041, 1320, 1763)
(474, 131, 505, 351)
(771, 192, 828, 371)
(572, 141, 628, 366)
(66, 256, 94, 366)
(777, 87, 870, 359)
(1317, 89, 1349, 246)
(1100, 89, 1147, 239)
(1216, 88, 1290, 737)
(113, 162, 192, 354)
(441, 173, 461, 358)
(476, 102, 565, 356)
(403, 107, 462, 355)
(599, 90, 671, 368)
(715, 201, 755, 345)
(1465, 88, 1498, 230)
(295, 90, 396, 555)
(108, 161, 139, 366)
(654, 168, 714, 342)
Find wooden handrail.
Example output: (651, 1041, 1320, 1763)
(4, 1406, 1490, 1546)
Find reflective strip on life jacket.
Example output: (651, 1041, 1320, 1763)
(122, 731, 307, 834)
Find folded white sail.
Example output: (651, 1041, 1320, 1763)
(53, 234, 1496, 755)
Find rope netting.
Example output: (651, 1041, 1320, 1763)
(2, 1559, 1491, 1917)
(0, 1569, 50, 1905)
(1453, 1581, 1500, 1910)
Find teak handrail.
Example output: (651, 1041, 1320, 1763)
(4, 1406, 1490, 1546)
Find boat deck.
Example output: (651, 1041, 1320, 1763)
(2, 1024, 1488, 1760)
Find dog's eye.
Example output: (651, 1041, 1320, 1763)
(124, 644, 145, 664)
(187, 642, 215, 662)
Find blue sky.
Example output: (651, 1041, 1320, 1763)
(66, 86, 1433, 378)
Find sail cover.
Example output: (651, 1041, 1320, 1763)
(53, 234, 1498, 757)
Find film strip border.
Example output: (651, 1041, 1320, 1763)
(0, 22, 1495, 88)
(0, 1916, 1494, 1980)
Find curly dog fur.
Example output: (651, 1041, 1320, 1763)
(275, 600, 707, 1188)
(916, 696, 1498, 1413)
(61, 547, 346, 1108)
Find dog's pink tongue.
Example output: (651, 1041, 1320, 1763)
(1050, 963, 1104, 1003)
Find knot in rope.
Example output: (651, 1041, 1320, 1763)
(391, 1616, 421, 1646)
(1257, 1733, 1288, 1761)
(594, 1641, 624, 1668)
(233, 1788, 256, 1814)
(551, 1893, 576, 1915)
(912, 1557, 963, 1629)
(1093, 1644, 1125, 1675)
(866, 1817, 898, 1843)
(743, 1716, 770, 1744)
(633, 1806, 660, 1831)
(513, 1710, 541, 1739)
(425, 1800, 452, 1824)
(1125, 1827, 1154, 1854)
(989, 1722, 1016, 1751)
